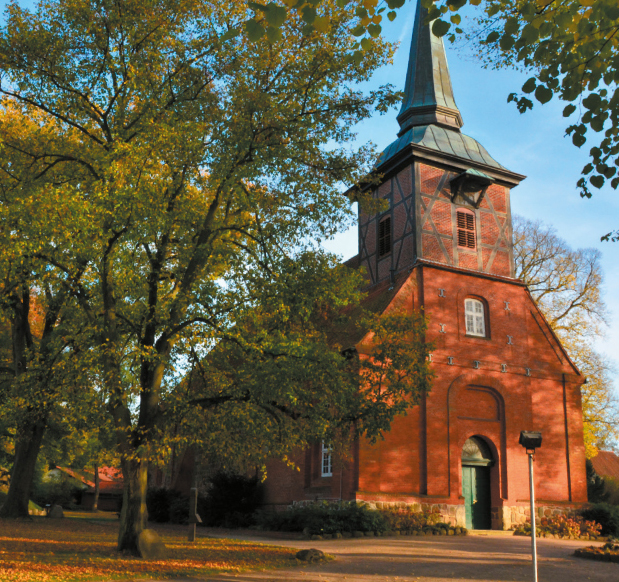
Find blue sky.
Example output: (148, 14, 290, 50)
(3, 1, 617, 395)
(321, 6, 619, 393)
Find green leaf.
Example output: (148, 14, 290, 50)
(431, 19, 451, 37)
(245, 19, 264, 42)
(387, 11, 397, 22)
(336, 0, 347, 7)
(485, 30, 500, 44)
(583, 163, 594, 175)
(266, 26, 282, 43)
(361, 37, 372, 51)
(590, 115, 605, 132)
(450, 14, 461, 25)
(572, 133, 587, 147)
(522, 78, 536, 94)
(590, 175, 605, 189)
(386, 0, 406, 8)
(351, 49, 364, 65)
(351, 25, 365, 37)
(447, 0, 467, 10)
(220, 27, 241, 42)
(534, 85, 553, 104)
(301, 6, 316, 24)
(563, 104, 577, 117)
(499, 34, 515, 51)
(367, 24, 381, 38)
(520, 24, 539, 44)
(264, 3, 287, 28)
(504, 17, 519, 35)
(582, 93, 601, 110)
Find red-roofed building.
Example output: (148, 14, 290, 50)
(261, 2, 588, 530)
(590, 451, 619, 482)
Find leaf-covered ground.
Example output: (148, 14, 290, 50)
(0, 513, 298, 581)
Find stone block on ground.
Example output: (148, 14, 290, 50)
(137, 529, 167, 560)
(47, 505, 64, 519)
(296, 549, 326, 563)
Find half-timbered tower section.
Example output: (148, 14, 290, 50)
(262, 1, 588, 529)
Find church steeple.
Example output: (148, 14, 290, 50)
(396, 1, 463, 136)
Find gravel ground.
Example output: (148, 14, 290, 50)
(137, 529, 615, 582)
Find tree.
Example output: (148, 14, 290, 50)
(513, 215, 619, 457)
(0, 99, 97, 518)
(421, 0, 619, 241)
(0, 0, 432, 555)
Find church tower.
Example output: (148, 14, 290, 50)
(358, 0, 524, 286)
(262, 2, 588, 529)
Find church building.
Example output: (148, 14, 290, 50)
(262, 2, 588, 530)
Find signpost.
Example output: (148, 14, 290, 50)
(188, 487, 202, 542)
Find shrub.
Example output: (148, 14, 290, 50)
(201, 471, 263, 527)
(378, 506, 440, 532)
(32, 473, 83, 508)
(513, 514, 602, 538)
(580, 503, 619, 537)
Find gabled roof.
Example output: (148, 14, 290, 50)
(328, 266, 414, 350)
(590, 450, 619, 482)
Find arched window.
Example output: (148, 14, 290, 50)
(456, 209, 476, 250)
(465, 298, 486, 337)
(461, 437, 493, 466)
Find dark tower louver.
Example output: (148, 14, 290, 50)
(396, 2, 464, 136)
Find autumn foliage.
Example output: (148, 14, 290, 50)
(0, 514, 296, 582)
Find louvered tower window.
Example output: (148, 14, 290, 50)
(456, 209, 476, 249)
(378, 216, 391, 257)
(465, 298, 486, 337)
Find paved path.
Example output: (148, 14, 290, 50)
(198, 531, 613, 582)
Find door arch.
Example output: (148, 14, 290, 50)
(461, 436, 493, 530)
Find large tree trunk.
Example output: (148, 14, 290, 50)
(117, 457, 149, 554)
(0, 287, 43, 519)
(0, 418, 46, 518)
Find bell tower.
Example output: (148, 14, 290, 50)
(357, 1, 525, 287)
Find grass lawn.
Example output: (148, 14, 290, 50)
(0, 512, 300, 581)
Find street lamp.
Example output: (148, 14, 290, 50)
(519, 430, 542, 582)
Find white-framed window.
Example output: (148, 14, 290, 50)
(465, 298, 486, 337)
(321, 441, 332, 477)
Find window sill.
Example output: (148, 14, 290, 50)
(464, 334, 491, 341)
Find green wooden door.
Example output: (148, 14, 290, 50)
(462, 465, 491, 530)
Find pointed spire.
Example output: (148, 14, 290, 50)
(396, 1, 463, 136)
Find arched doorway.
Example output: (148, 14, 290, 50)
(461, 437, 493, 530)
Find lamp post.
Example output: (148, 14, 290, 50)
(519, 430, 542, 582)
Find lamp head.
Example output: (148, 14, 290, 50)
(519, 430, 542, 453)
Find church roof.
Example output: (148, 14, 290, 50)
(377, 124, 506, 171)
(396, 1, 463, 135)
(590, 450, 619, 482)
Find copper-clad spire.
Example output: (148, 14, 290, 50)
(396, 1, 464, 136)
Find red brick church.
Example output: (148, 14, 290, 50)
(262, 2, 588, 529)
